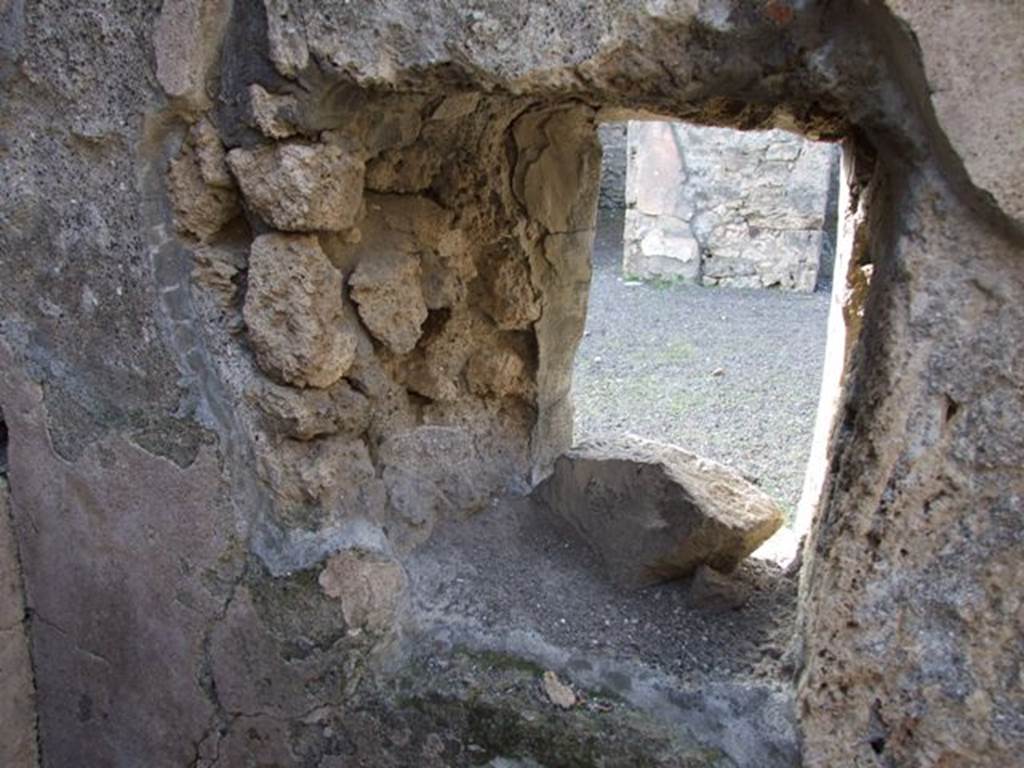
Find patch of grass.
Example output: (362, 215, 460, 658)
(660, 339, 695, 364)
(648, 276, 685, 290)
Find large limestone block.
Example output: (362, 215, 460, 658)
(227, 142, 365, 232)
(624, 220, 701, 281)
(349, 252, 428, 354)
(243, 233, 357, 388)
(534, 436, 784, 588)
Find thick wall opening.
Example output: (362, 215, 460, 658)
(579, 121, 842, 542)
(23, 0, 1018, 762)
(153, 75, 881, 764)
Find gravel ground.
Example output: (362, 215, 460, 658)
(407, 494, 797, 687)
(574, 209, 830, 516)
(404, 210, 825, 715)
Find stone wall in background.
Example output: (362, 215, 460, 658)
(624, 123, 840, 292)
(597, 123, 627, 209)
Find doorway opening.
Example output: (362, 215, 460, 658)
(579, 121, 842, 565)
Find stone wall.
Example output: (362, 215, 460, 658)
(625, 123, 840, 291)
(1, 0, 1022, 765)
(0, 473, 37, 768)
(597, 123, 628, 209)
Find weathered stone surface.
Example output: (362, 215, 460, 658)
(248, 379, 371, 440)
(248, 83, 299, 139)
(597, 123, 627, 209)
(188, 117, 233, 188)
(5, 0, 1024, 764)
(227, 142, 365, 232)
(379, 426, 489, 546)
(264, 0, 309, 77)
(243, 233, 356, 389)
(420, 229, 476, 310)
(513, 107, 601, 234)
(153, 0, 231, 111)
(349, 252, 428, 355)
(466, 346, 531, 399)
(0, 357, 240, 766)
(623, 219, 701, 281)
(624, 122, 839, 291)
(481, 250, 541, 330)
(0, 478, 38, 768)
(256, 433, 382, 514)
(884, 0, 1024, 223)
(167, 140, 240, 241)
(535, 436, 784, 588)
(318, 549, 406, 635)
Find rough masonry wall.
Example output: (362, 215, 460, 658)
(597, 122, 628, 209)
(1, 0, 1022, 766)
(624, 122, 839, 291)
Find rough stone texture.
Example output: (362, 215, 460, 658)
(227, 142, 365, 232)
(167, 135, 240, 241)
(597, 122, 627, 209)
(2, 0, 1023, 765)
(243, 233, 357, 389)
(318, 549, 407, 636)
(0, 477, 38, 768)
(625, 122, 840, 291)
(153, 0, 231, 112)
(883, 0, 1024, 223)
(349, 251, 429, 355)
(379, 426, 493, 548)
(535, 436, 784, 588)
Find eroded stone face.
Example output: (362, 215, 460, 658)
(227, 142, 365, 232)
(349, 251, 429, 355)
(884, 0, 1024, 223)
(0, 479, 37, 768)
(168, 139, 240, 241)
(535, 435, 784, 588)
(243, 233, 357, 388)
(318, 550, 407, 636)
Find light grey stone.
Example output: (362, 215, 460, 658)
(535, 435, 784, 588)
(624, 122, 839, 291)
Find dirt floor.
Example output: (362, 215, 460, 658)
(397, 211, 824, 765)
(574, 209, 830, 516)
(403, 494, 801, 765)
(406, 495, 797, 686)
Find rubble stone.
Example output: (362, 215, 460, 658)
(227, 142, 365, 232)
(243, 233, 356, 388)
(535, 435, 784, 588)
(349, 252, 429, 355)
(167, 143, 239, 241)
(318, 550, 407, 635)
